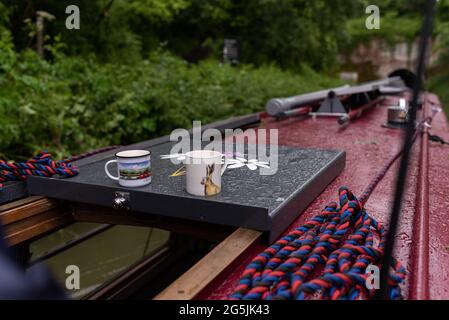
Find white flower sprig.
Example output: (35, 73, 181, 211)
(225, 157, 270, 171)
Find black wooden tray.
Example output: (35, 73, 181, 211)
(28, 142, 345, 243)
(0, 113, 260, 205)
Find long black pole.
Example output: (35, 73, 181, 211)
(375, 0, 436, 300)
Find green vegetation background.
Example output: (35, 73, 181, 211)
(1, 0, 448, 160)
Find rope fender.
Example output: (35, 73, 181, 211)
(230, 187, 406, 300)
(0, 146, 119, 190)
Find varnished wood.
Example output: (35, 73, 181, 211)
(0, 196, 44, 212)
(1, 197, 72, 247)
(154, 228, 262, 300)
(0, 197, 59, 225)
(4, 211, 73, 246)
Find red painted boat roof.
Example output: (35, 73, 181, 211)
(200, 92, 449, 300)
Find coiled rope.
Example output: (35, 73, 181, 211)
(230, 186, 405, 300)
(0, 146, 119, 190)
(230, 115, 436, 301)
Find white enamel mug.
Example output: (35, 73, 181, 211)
(104, 150, 151, 187)
(185, 150, 227, 196)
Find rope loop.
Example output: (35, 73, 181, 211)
(0, 151, 79, 185)
(0, 146, 119, 189)
(230, 186, 406, 300)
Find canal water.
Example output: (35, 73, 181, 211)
(29, 223, 170, 299)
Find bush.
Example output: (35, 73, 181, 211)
(4, 0, 359, 71)
(0, 47, 342, 160)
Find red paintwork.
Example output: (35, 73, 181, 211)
(424, 94, 449, 300)
(199, 91, 449, 300)
(409, 99, 430, 299)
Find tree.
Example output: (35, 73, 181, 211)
(159, 0, 359, 71)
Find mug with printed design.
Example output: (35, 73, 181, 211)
(104, 150, 151, 187)
(184, 150, 227, 196)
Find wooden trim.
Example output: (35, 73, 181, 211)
(4, 211, 73, 246)
(0, 198, 59, 225)
(0, 196, 44, 212)
(153, 228, 261, 300)
(1, 197, 73, 247)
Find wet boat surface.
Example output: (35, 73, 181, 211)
(198, 92, 449, 299)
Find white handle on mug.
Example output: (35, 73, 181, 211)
(104, 160, 119, 181)
(221, 157, 228, 176)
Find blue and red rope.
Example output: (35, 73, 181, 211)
(0, 146, 119, 190)
(230, 187, 406, 300)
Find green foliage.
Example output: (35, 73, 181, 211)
(344, 0, 425, 51)
(345, 0, 449, 50)
(435, 0, 449, 65)
(428, 1, 449, 115)
(161, 0, 359, 71)
(428, 72, 449, 115)
(0, 17, 15, 73)
(2, 0, 360, 70)
(0, 1, 7, 25)
(0, 48, 342, 160)
(117, 0, 189, 22)
(346, 15, 422, 50)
